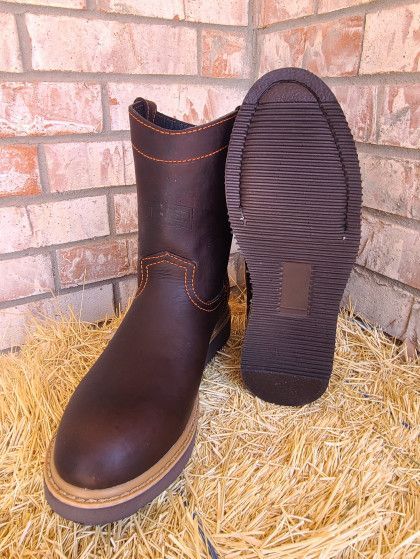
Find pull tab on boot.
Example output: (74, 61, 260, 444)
(133, 97, 157, 122)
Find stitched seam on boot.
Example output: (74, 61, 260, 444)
(136, 253, 226, 312)
(129, 110, 235, 135)
(131, 143, 228, 163)
(136, 260, 224, 311)
(141, 252, 227, 305)
(153, 253, 222, 305)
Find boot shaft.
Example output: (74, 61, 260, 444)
(129, 99, 236, 299)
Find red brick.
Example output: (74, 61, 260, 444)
(0, 145, 41, 198)
(257, 0, 314, 27)
(108, 82, 247, 130)
(114, 192, 138, 234)
(0, 283, 114, 350)
(26, 15, 197, 75)
(332, 84, 378, 143)
(0, 82, 102, 138)
(258, 28, 306, 74)
(358, 214, 420, 290)
(30, 196, 110, 248)
(0, 13, 22, 73)
(5, 0, 85, 7)
(304, 16, 364, 76)
(343, 266, 417, 347)
(0, 196, 109, 254)
(97, 0, 183, 19)
(359, 154, 420, 220)
(378, 84, 420, 149)
(201, 30, 248, 78)
(360, 4, 420, 74)
(57, 239, 130, 287)
(318, 0, 371, 13)
(258, 16, 363, 77)
(0, 254, 54, 303)
(98, 0, 249, 23)
(0, 206, 34, 254)
(185, 0, 248, 25)
(44, 141, 125, 192)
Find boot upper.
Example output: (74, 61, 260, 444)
(53, 99, 236, 490)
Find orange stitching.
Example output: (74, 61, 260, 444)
(148, 252, 221, 305)
(139, 252, 222, 305)
(137, 261, 221, 312)
(131, 143, 228, 164)
(136, 259, 164, 299)
(129, 110, 236, 136)
(135, 253, 225, 312)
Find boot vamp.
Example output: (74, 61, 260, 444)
(54, 267, 219, 490)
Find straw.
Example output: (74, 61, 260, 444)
(0, 291, 418, 558)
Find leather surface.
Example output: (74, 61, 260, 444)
(53, 100, 236, 490)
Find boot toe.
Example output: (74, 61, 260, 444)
(53, 402, 187, 490)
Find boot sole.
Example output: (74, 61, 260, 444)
(225, 68, 361, 406)
(44, 315, 230, 525)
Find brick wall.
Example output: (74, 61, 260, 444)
(0, 0, 250, 350)
(0, 0, 419, 352)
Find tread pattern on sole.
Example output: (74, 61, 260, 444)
(225, 69, 361, 406)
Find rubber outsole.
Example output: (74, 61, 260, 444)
(44, 316, 230, 525)
(225, 68, 361, 406)
(44, 435, 196, 525)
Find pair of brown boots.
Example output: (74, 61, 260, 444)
(44, 68, 361, 525)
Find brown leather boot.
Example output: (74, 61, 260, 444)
(44, 99, 237, 524)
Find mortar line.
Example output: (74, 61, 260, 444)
(113, 279, 122, 313)
(36, 143, 51, 194)
(0, 183, 136, 209)
(0, 230, 138, 263)
(256, 0, 414, 35)
(0, 2, 249, 31)
(14, 12, 32, 71)
(107, 189, 117, 236)
(353, 264, 420, 299)
(374, 85, 384, 145)
(356, 13, 367, 75)
(362, 207, 420, 231)
(0, 130, 131, 147)
(100, 82, 111, 132)
(1, 69, 417, 89)
(0, 70, 250, 85)
(112, 280, 122, 314)
(248, 0, 258, 86)
(196, 26, 203, 77)
(0, 276, 119, 312)
(49, 247, 61, 293)
(355, 142, 420, 162)
(322, 73, 420, 86)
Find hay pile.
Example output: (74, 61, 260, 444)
(0, 292, 418, 558)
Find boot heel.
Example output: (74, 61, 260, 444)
(205, 312, 231, 365)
